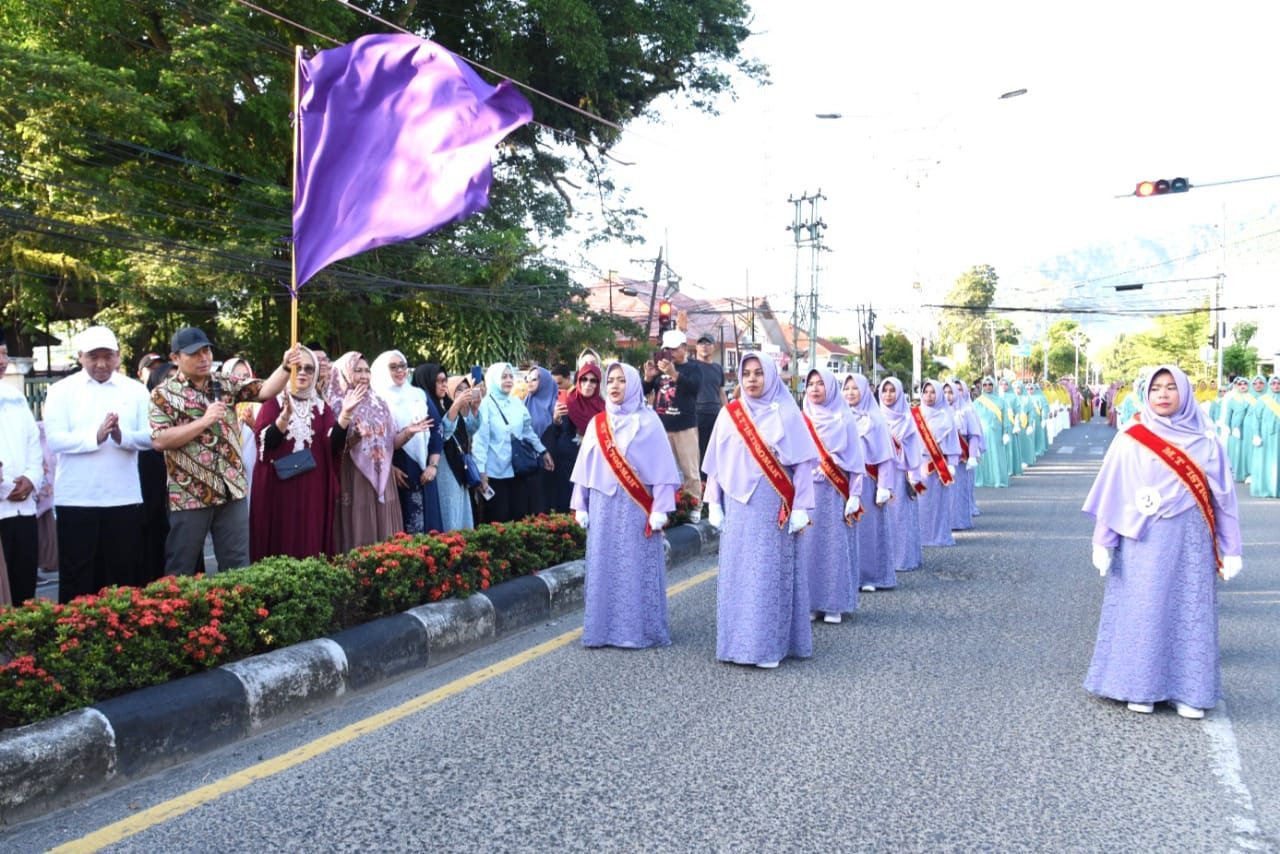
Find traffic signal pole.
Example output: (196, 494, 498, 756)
(644, 247, 664, 344)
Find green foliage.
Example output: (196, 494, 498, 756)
(939, 264, 999, 376)
(1097, 312, 1214, 383)
(0, 515, 587, 729)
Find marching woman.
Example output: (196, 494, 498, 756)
(945, 378, 984, 530)
(1082, 365, 1243, 719)
(879, 377, 927, 572)
(703, 353, 818, 669)
(844, 373, 897, 593)
(571, 362, 682, 649)
(972, 377, 1011, 488)
(328, 352, 430, 552)
(913, 378, 961, 548)
(799, 368, 865, 624)
(1249, 375, 1280, 498)
(250, 346, 344, 561)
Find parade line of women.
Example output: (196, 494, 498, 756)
(571, 356, 1067, 667)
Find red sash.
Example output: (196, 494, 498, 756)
(890, 434, 927, 496)
(910, 406, 954, 486)
(1125, 423, 1222, 570)
(958, 434, 970, 459)
(726, 400, 795, 528)
(865, 462, 879, 480)
(594, 413, 656, 537)
(802, 414, 861, 525)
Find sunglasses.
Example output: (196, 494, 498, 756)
(297, 366, 316, 375)
(580, 377, 599, 385)
(389, 362, 408, 371)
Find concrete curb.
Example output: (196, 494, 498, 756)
(0, 523, 718, 825)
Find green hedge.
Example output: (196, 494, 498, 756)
(0, 514, 587, 730)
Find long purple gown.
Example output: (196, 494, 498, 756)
(799, 478, 858, 616)
(917, 465, 956, 547)
(883, 465, 922, 571)
(1084, 511, 1220, 709)
(717, 486, 812, 665)
(581, 487, 670, 649)
(855, 474, 895, 590)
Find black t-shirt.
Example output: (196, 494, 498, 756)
(643, 360, 702, 431)
(692, 360, 724, 413)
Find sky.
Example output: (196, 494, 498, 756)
(573, 0, 1280, 352)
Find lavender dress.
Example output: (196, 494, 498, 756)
(581, 487, 670, 649)
(917, 464, 956, 547)
(718, 486, 813, 664)
(1083, 511, 1220, 708)
(855, 472, 896, 590)
(799, 478, 859, 616)
(883, 464, 922, 571)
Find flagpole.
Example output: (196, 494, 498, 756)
(289, 45, 302, 392)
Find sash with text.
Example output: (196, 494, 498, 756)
(1124, 422, 1222, 570)
(802, 414, 862, 525)
(910, 406, 954, 486)
(594, 413, 656, 537)
(726, 400, 795, 528)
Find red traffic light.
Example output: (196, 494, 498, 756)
(1135, 177, 1190, 197)
(658, 300, 673, 319)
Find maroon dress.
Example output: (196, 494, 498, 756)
(249, 396, 340, 562)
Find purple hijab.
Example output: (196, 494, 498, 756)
(702, 352, 818, 503)
(524, 365, 557, 437)
(878, 377, 926, 471)
(844, 373, 895, 466)
(919, 378, 961, 456)
(1083, 365, 1240, 548)
(571, 362, 681, 495)
(803, 368, 864, 473)
(950, 378, 987, 457)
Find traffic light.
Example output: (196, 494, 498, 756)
(1135, 177, 1190, 197)
(657, 299, 674, 334)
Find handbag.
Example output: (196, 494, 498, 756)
(272, 447, 318, 480)
(459, 443, 483, 487)
(494, 403, 542, 477)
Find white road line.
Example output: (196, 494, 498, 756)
(1056, 446, 1075, 454)
(1202, 700, 1271, 851)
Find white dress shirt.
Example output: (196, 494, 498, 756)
(0, 383, 43, 519)
(42, 369, 152, 507)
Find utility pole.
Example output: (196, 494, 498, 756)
(643, 248, 664, 344)
(787, 190, 826, 386)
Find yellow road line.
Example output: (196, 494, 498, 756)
(51, 565, 719, 853)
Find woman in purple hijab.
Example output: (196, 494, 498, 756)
(571, 362, 682, 649)
(879, 377, 927, 572)
(1082, 365, 1243, 719)
(703, 353, 818, 668)
(915, 378, 961, 548)
(799, 369, 865, 623)
(844, 373, 897, 592)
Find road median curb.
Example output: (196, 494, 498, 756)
(0, 522, 718, 826)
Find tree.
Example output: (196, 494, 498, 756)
(939, 264, 999, 377)
(0, 0, 764, 369)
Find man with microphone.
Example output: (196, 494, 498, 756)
(149, 327, 302, 575)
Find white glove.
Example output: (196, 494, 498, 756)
(787, 509, 810, 533)
(574, 510, 589, 529)
(1220, 555, 1242, 581)
(1002, 434, 1011, 445)
(966, 457, 978, 470)
(1232, 428, 1241, 439)
(1026, 425, 1034, 435)
(1253, 435, 1263, 447)
(707, 502, 725, 530)
(647, 511, 668, 531)
(1092, 545, 1113, 576)
(875, 487, 891, 506)
(843, 495, 861, 517)
(946, 464, 956, 477)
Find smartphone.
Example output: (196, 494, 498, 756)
(652, 350, 664, 365)
(470, 365, 484, 384)
(481, 483, 496, 501)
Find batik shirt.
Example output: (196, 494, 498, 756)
(149, 372, 262, 511)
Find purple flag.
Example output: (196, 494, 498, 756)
(293, 34, 533, 288)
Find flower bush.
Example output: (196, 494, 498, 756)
(0, 514, 585, 730)
(670, 488, 702, 525)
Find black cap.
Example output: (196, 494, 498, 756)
(695, 334, 714, 345)
(170, 327, 212, 355)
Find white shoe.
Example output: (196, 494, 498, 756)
(755, 660, 781, 669)
(689, 507, 702, 523)
(1174, 702, 1204, 719)
(823, 612, 842, 624)
(1127, 701, 1154, 714)
(860, 585, 875, 593)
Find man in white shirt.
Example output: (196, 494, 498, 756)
(42, 325, 153, 601)
(0, 328, 44, 603)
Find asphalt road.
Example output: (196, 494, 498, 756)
(7, 419, 1279, 853)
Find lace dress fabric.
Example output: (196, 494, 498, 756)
(581, 486, 670, 649)
(855, 475, 896, 590)
(918, 467, 955, 547)
(1084, 509, 1221, 709)
(883, 464, 923, 571)
(950, 462, 975, 530)
(798, 477, 858, 615)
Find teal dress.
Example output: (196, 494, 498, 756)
(999, 387, 1024, 476)
(973, 383, 1010, 488)
(1249, 381, 1280, 498)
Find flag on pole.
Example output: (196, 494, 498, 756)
(293, 34, 533, 288)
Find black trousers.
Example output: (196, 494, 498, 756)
(56, 504, 146, 602)
(0, 514, 39, 604)
(486, 476, 537, 523)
